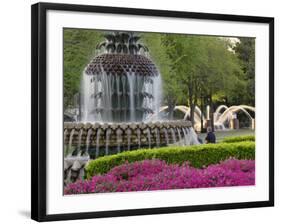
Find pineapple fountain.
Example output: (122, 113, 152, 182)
(64, 32, 199, 184)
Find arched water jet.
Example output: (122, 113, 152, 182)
(214, 105, 228, 121)
(158, 104, 255, 131)
(159, 105, 203, 128)
(217, 105, 255, 125)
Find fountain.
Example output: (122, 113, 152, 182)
(159, 104, 255, 131)
(64, 32, 198, 184)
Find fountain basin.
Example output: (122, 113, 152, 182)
(64, 156, 89, 185)
(64, 120, 195, 158)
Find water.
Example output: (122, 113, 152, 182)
(151, 75, 163, 121)
(105, 129, 111, 155)
(78, 129, 83, 155)
(126, 72, 136, 122)
(85, 129, 92, 154)
(163, 128, 169, 145)
(185, 128, 192, 144)
(170, 128, 176, 144)
(146, 128, 151, 148)
(155, 128, 160, 147)
(68, 129, 76, 156)
(77, 129, 83, 152)
(177, 128, 183, 146)
(95, 128, 102, 158)
(81, 69, 162, 123)
(216, 105, 255, 127)
(136, 129, 141, 148)
(189, 128, 200, 145)
(116, 128, 122, 153)
(116, 75, 121, 120)
(126, 129, 132, 150)
(182, 128, 189, 145)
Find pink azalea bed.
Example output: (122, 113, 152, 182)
(64, 159, 255, 195)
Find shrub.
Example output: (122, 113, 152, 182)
(85, 141, 255, 179)
(222, 135, 255, 143)
(65, 159, 255, 194)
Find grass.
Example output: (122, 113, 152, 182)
(198, 129, 255, 143)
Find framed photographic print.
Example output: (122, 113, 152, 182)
(31, 2, 274, 222)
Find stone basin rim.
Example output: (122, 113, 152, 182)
(64, 120, 192, 129)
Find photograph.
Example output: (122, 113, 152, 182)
(30, 2, 274, 221)
(0, 0, 277, 223)
(63, 29, 256, 195)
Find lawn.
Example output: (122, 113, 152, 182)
(198, 129, 254, 143)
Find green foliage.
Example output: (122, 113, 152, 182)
(63, 28, 103, 110)
(85, 141, 255, 178)
(233, 38, 255, 105)
(151, 34, 247, 124)
(142, 34, 184, 111)
(222, 135, 255, 143)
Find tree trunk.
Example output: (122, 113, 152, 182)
(190, 104, 195, 127)
(78, 92, 81, 121)
(200, 95, 204, 132)
(188, 83, 195, 127)
(168, 101, 175, 120)
(209, 94, 215, 132)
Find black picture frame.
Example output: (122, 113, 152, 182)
(31, 2, 274, 222)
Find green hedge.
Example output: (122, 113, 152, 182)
(85, 141, 255, 179)
(222, 135, 255, 143)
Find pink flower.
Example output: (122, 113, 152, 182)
(64, 159, 255, 195)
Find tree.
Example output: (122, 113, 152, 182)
(200, 37, 244, 130)
(142, 33, 185, 119)
(159, 35, 201, 124)
(160, 35, 244, 129)
(63, 29, 103, 110)
(233, 37, 255, 106)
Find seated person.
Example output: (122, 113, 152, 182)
(205, 127, 216, 143)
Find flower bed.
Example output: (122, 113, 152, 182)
(85, 141, 255, 178)
(65, 159, 255, 195)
